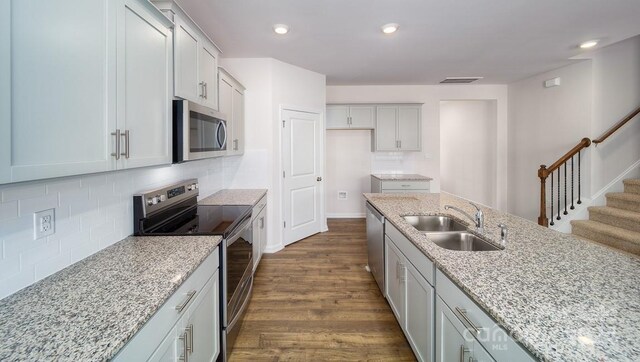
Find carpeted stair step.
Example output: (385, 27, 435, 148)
(571, 220, 640, 256)
(588, 206, 640, 233)
(623, 179, 640, 195)
(606, 192, 640, 213)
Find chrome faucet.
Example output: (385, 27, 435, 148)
(444, 202, 484, 233)
(498, 223, 508, 247)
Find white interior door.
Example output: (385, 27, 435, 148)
(282, 109, 322, 245)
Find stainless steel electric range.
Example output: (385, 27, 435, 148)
(133, 179, 253, 361)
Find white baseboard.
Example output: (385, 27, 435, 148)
(263, 242, 284, 254)
(550, 159, 640, 233)
(326, 213, 365, 218)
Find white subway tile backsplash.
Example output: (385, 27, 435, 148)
(0, 201, 18, 221)
(0, 157, 228, 299)
(1, 183, 46, 203)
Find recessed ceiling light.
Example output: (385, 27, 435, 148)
(579, 40, 598, 49)
(273, 24, 289, 35)
(381, 23, 399, 34)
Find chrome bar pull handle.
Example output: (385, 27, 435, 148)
(455, 307, 481, 335)
(175, 290, 196, 313)
(111, 129, 121, 160)
(204, 82, 208, 99)
(179, 331, 189, 362)
(186, 324, 194, 353)
(234, 139, 239, 151)
(459, 345, 471, 362)
(199, 82, 205, 98)
(120, 130, 130, 159)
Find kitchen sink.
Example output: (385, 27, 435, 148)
(426, 232, 501, 251)
(402, 215, 467, 232)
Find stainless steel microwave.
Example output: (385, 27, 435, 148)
(173, 100, 228, 163)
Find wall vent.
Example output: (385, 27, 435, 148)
(440, 77, 483, 84)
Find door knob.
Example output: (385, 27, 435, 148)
(317, 177, 323, 181)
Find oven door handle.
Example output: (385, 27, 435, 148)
(226, 216, 251, 247)
(227, 277, 253, 332)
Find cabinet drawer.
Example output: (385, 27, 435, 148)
(386, 222, 434, 285)
(253, 194, 267, 218)
(114, 247, 219, 361)
(436, 270, 535, 362)
(381, 180, 430, 191)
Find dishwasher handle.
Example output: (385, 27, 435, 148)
(366, 202, 384, 223)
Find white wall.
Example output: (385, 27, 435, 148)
(440, 100, 498, 207)
(507, 35, 640, 222)
(326, 85, 508, 217)
(0, 158, 225, 300)
(326, 130, 372, 217)
(589, 36, 640, 194)
(221, 58, 327, 252)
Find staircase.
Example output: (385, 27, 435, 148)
(571, 179, 640, 256)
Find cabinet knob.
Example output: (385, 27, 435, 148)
(317, 177, 323, 181)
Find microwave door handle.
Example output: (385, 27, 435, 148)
(217, 121, 228, 149)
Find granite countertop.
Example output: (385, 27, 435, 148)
(199, 189, 267, 206)
(0, 234, 222, 361)
(371, 173, 433, 181)
(363, 192, 640, 362)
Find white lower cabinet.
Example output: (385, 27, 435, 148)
(385, 229, 434, 362)
(252, 195, 268, 271)
(114, 249, 220, 362)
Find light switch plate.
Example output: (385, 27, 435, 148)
(34, 209, 55, 240)
(338, 191, 348, 200)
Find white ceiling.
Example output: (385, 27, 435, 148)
(179, 0, 640, 85)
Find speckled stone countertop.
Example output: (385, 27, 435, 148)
(364, 192, 640, 362)
(371, 173, 433, 181)
(199, 189, 267, 206)
(0, 235, 222, 361)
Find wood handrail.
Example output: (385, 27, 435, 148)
(537, 137, 591, 226)
(593, 106, 640, 144)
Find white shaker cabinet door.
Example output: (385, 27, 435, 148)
(435, 296, 474, 362)
(148, 325, 179, 362)
(375, 107, 399, 151)
(1, 0, 117, 184)
(405, 261, 434, 362)
(183, 272, 220, 362)
(119, 0, 172, 169)
(348, 105, 375, 129)
(326, 105, 350, 129)
(174, 17, 200, 102)
(199, 42, 219, 110)
(398, 106, 421, 151)
(232, 88, 245, 154)
(385, 236, 405, 324)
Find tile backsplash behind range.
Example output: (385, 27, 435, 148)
(0, 158, 225, 299)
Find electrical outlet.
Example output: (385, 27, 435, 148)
(338, 191, 348, 200)
(34, 209, 55, 240)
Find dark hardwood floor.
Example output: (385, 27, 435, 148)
(229, 218, 416, 361)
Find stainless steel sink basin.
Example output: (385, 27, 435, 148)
(426, 232, 501, 251)
(402, 215, 467, 232)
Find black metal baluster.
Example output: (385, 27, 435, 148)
(577, 151, 582, 204)
(550, 173, 555, 226)
(563, 163, 568, 215)
(557, 170, 561, 220)
(570, 156, 575, 210)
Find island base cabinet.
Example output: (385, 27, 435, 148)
(385, 235, 434, 362)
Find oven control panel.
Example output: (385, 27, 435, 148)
(134, 179, 199, 217)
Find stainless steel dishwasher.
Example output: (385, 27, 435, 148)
(366, 202, 385, 293)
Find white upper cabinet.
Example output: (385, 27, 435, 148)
(218, 68, 245, 155)
(373, 104, 422, 152)
(326, 104, 375, 129)
(0, 0, 172, 185)
(153, 1, 221, 110)
(119, 0, 173, 169)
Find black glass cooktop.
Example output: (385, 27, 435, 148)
(138, 203, 251, 237)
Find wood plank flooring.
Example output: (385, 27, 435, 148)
(229, 219, 416, 361)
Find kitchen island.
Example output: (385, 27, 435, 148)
(364, 192, 640, 361)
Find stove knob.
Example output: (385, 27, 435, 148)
(155, 194, 162, 203)
(194, 183, 199, 189)
(147, 196, 158, 206)
(159, 194, 167, 202)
